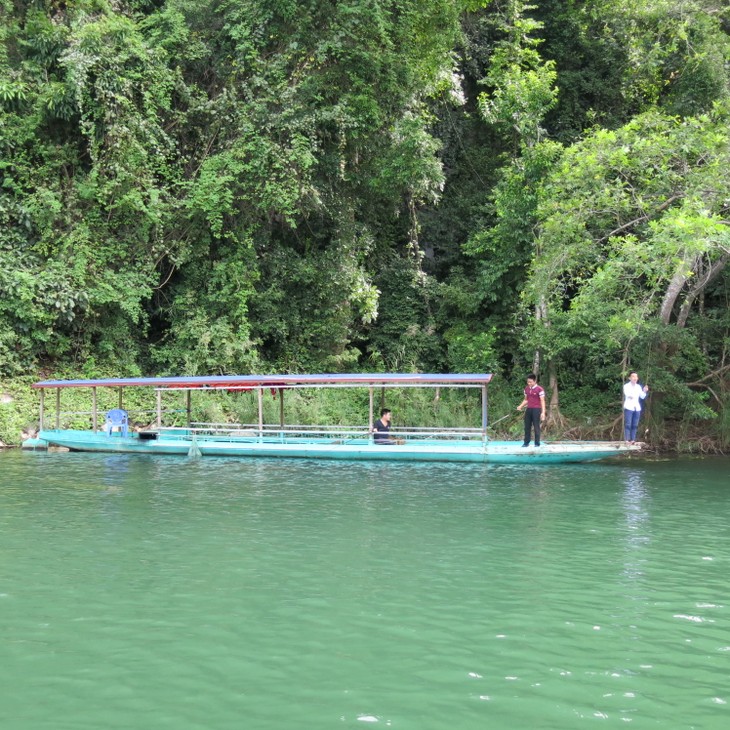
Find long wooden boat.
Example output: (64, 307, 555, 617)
(28, 373, 640, 464)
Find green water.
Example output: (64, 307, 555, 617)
(1, 451, 728, 730)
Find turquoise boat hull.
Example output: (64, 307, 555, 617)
(37, 429, 640, 464)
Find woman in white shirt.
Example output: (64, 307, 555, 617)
(623, 371, 649, 443)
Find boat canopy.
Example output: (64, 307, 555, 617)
(32, 373, 493, 390)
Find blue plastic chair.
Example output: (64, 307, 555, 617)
(104, 408, 129, 437)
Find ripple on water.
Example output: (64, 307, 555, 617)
(1, 451, 729, 729)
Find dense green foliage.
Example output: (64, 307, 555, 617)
(1, 0, 729, 448)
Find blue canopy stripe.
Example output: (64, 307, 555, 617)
(32, 373, 493, 390)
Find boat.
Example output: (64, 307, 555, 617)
(28, 373, 641, 464)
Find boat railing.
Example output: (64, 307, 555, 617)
(161, 423, 486, 442)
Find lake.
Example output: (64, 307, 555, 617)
(0, 450, 728, 729)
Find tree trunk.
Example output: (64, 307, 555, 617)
(676, 253, 729, 328)
(533, 297, 565, 427)
(546, 358, 566, 427)
(660, 253, 699, 325)
(532, 298, 549, 375)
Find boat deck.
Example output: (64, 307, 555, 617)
(35, 428, 641, 464)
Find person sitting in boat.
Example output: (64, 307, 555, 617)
(372, 408, 395, 444)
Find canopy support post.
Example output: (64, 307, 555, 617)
(92, 387, 98, 433)
(481, 384, 488, 444)
(39, 389, 45, 431)
(279, 388, 284, 429)
(258, 387, 264, 438)
(55, 389, 60, 430)
(368, 387, 374, 433)
(186, 390, 192, 427)
(156, 390, 162, 428)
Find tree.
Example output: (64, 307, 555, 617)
(465, 0, 561, 402)
(525, 104, 730, 430)
(0, 0, 464, 375)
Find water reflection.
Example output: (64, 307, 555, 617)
(621, 470, 650, 540)
(101, 454, 129, 490)
(620, 469, 651, 585)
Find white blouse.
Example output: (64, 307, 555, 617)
(623, 382, 647, 412)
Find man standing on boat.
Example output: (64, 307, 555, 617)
(517, 374, 546, 447)
(372, 409, 395, 444)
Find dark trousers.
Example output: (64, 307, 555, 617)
(523, 408, 542, 446)
(624, 409, 641, 442)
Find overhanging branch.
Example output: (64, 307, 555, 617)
(597, 194, 682, 244)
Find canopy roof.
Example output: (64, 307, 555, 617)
(32, 373, 493, 390)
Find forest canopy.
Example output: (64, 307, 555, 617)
(1, 0, 728, 445)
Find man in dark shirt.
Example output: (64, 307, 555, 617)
(517, 373, 546, 447)
(372, 408, 394, 444)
